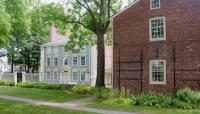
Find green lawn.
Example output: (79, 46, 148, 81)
(87, 100, 200, 114)
(0, 98, 95, 114)
(0, 86, 81, 102)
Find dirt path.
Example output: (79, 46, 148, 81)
(0, 95, 138, 114)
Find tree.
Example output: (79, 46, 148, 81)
(0, 0, 11, 47)
(5, 0, 30, 72)
(39, 0, 123, 87)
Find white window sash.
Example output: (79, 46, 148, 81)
(149, 60, 166, 84)
(149, 17, 166, 41)
(80, 56, 86, 66)
(150, 0, 160, 9)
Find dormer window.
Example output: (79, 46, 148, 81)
(150, 0, 160, 9)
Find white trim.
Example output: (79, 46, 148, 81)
(150, 0, 161, 9)
(53, 57, 58, 66)
(80, 71, 86, 82)
(110, 0, 140, 20)
(46, 57, 51, 67)
(149, 17, 166, 41)
(72, 55, 78, 66)
(53, 70, 58, 80)
(72, 71, 79, 81)
(80, 55, 86, 66)
(149, 60, 166, 85)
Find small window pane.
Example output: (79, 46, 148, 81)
(73, 57, 78, 65)
(151, 0, 160, 9)
(72, 72, 79, 81)
(80, 72, 86, 81)
(81, 56, 86, 66)
(150, 60, 165, 84)
(150, 17, 165, 40)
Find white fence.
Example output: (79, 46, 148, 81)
(0, 72, 40, 83)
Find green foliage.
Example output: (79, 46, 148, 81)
(0, 80, 15, 86)
(16, 82, 65, 90)
(95, 88, 113, 99)
(132, 93, 176, 108)
(95, 87, 131, 100)
(176, 87, 200, 104)
(71, 84, 92, 95)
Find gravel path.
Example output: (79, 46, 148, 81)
(0, 95, 139, 114)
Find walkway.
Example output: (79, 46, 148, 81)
(0, 95, 138, 114)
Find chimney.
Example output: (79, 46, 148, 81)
(65, 32, 71, 38)
(49, 25, 57, 42)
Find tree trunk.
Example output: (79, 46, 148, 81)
(95, 33, 105, 87)
(11, 54, 14, 73)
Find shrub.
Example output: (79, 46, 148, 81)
(71, 84, 92, 95)
(16, 82, 65, 90)
(132, 93, 176, 108)
(95, 87, 113, 99)
(0, 80, 15, 86)
(176, 87, 193, 102)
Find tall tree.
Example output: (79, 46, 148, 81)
(0, 0, 11, 47)
(5, 0, 30, 72)
(44, 0, 122, 87)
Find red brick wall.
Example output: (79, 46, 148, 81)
(113, 0, 200, 94)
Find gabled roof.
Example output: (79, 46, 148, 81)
(41, 35, 70, 47)
(111, 0, 141, 20)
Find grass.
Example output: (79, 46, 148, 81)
(0, 98, 95, 114)
(0, 86, 81, 102)
(87, 100, 200, 114)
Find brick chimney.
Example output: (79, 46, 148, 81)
(49, 25, 57, 42)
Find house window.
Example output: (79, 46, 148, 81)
(149, 60, 166, 84)
(72, 72, 79, 81)
(80, 72, 86, 81)
(46, 71, 51, 80)
(54, 58, 58, 66)
(64, 58, 68, 66)
(53, 71, 58, 80)
(80, 56, 86, 66)
(150, 0, 160, 9)
(46, 47, 51, 54)
(47, 58, 51, 66)
(72, 56, 78, 66)
(150, 17, 166, 41)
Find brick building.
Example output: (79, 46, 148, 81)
(112, 0, 200, 94)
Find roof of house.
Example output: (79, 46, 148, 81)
(111, 0, 140, 20)
(41, 34, 70, 47)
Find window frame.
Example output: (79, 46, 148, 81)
(80, 56, 86, 66)
(72, 56, 78, 66)
(54, 58, 58, 66)
(150, 0, 161, 9)
(72, 71, 79, 81)
(149, 17, 166, 41)
(47, 57, 51, 67)
(149, 60, 166, 84)
(53, 71, 58, 80)
(80, 72, 86, 81)
(46, 71, 51, 80)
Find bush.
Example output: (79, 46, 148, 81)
(0, 80, 15, 86)
(95, 87, 113, 99)
(132, 93, 176, 108)
(71, 84, 92, 95)
(176, 87, 200, 104)
(16, 82, 65, 90)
